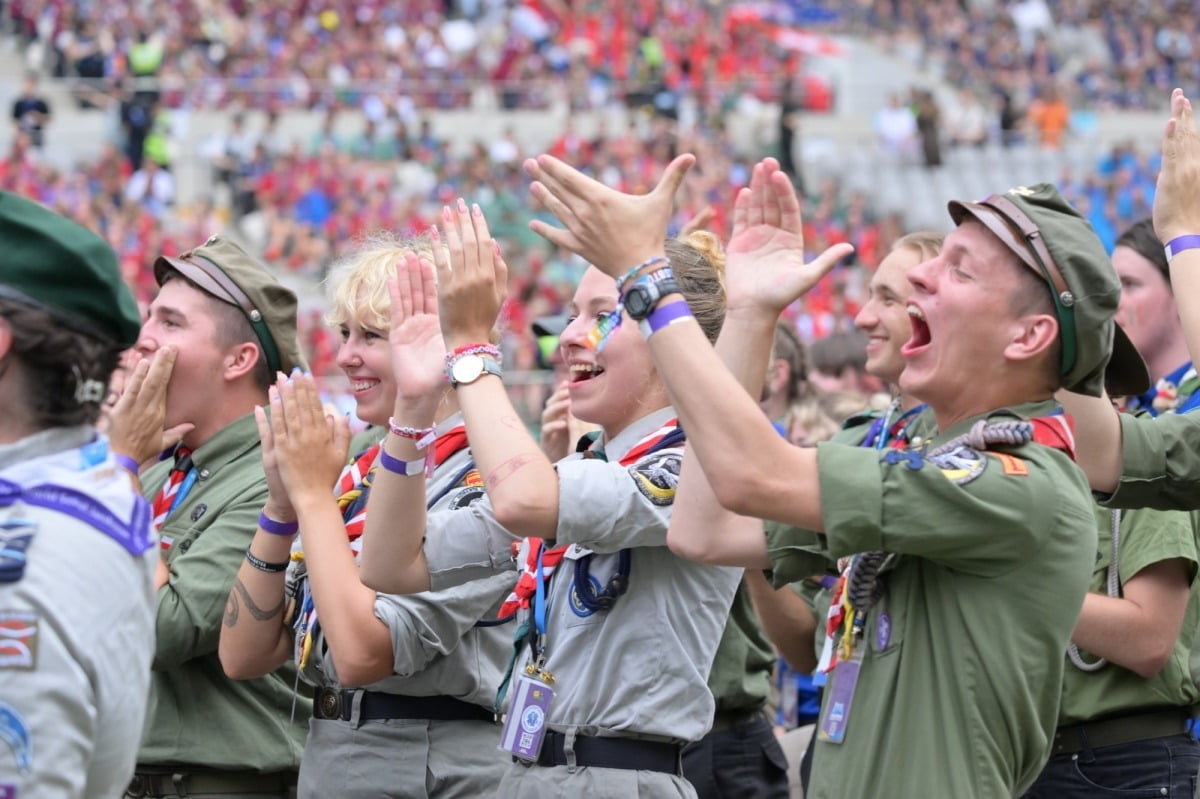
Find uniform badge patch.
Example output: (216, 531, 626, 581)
(569, 574, 603, 617)
(0, 703, 31, 774)
(628, 452, 682, 506)
(448, 487, 486, 510)
(190, 503, 208, 522)
(0, 520, 36, 584)
(879, 449, 923, 470)
(0, 611, 38, 670)
(463, 469, 484, 488)
(987, 452, 1029, 476)
(929, 445, 987, 485)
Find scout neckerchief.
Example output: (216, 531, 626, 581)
(495, 418, 685, 618)
(1123, 361, 1199, 416)
(151, 445, 195, 548)
(818, 400, 925, 681)
(294, 423, 470, 670)
(493, 418, 685, 709)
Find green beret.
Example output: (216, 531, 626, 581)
(948, 184, 1150, 398)
(0, 190, 141, 347)
(154, 235, 306, 374)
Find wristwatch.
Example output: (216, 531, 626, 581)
(623, 276, 681, 321)
(448, 354, 502, 388)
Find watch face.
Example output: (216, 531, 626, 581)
(625, 286, 653, 319)
(451, 354, 485, 384)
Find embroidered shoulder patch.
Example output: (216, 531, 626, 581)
(628, 452, 682, 506)
(880, 449, 924, 470)
(0, 611, 38, 670)
(986, 452, 1029, 476)
(929, 445, 987, 485)
(0, 702, 31, 774)
(448, 486, 486, 510)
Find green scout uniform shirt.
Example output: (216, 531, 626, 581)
(706, 579, 775, 714)
(773, 405, 939, 659)
(138, 412, 309, 770)
(1058, 503, 1200, 725)
(1106, 411, 1200, 511)
(766, 400, 1096, 799)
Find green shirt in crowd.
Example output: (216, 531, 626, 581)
(138, 412, 309, 771)
(1057, 503, 1200, 726)
(706, 579, 776, 714)
(766, 401, 1096, 799)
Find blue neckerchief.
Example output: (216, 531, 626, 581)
(1127, 360, 1194, 416)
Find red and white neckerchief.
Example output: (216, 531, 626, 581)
(151, 446, 192, 539)
(496, 418, 683, 618)
(295, 424, 469, 669)
(1028, 413, 1076, 460)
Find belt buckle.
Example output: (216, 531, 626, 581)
(317, 688, 343, 720)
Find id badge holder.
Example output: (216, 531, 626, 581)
(817, 641, 864, 745)
(500, 665, 556, 761)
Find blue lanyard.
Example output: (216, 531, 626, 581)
(534, 543, 548, 642)
(167, 468, 198, 516)
(865, 403, 927, 450)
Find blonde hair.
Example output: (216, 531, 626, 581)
(666, 230, 727, 343)
(892, 231, 944, 262)
(324, 233, 435, 332)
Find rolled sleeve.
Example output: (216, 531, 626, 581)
(764, 522, 833, 588)
(1106, 412, 1200, 511)
(424, 495, 518, 592)
(817, 442, 886, 557)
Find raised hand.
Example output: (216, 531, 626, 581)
(106, 347, 194, 464)
(268, 373, 350, 508)
(538, 380, 572, 461)
(386, 252, 447, 406)
(524, 153, 694, 276)
(1154, 88, 1200, 243)
(253, 384, 295, 522)
(724, 158, 854, 317)
(433, 199, 508, 349)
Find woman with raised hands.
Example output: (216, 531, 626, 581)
(216, 239, 516, 799)
(357, 200, 747, 798)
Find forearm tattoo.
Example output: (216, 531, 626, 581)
(222, 577, 287, 628)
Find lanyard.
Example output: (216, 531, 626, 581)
(865, 403, 927, 450)
(167, 468, 199, 516)
(533, 543, 548, 660)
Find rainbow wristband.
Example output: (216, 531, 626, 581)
(638, 300, 693, 339)
(1165, 235, 1200, 264)
(258, 511, 299, 537)
(448, 342, 501, 360)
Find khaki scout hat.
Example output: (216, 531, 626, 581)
(948, 184, 1150, 398)
(0, 190, 141, 346)
(154, 235, 306, 374)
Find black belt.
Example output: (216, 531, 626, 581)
(312, 687, 495, 723)
(523, 730, 682, 774)
(126, 769, 295, 797)
(1052, 707, 1192, 756)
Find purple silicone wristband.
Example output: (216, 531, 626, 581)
(1165, 235, 1200, 262)
(639, 299, 694, 338)
(258, 511, 299, 537)
(114, 454, 140, 475)
(379, 447, 424, 477)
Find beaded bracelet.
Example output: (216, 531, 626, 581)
(615, 255, 669, 294)
(258, 511, 299, 537)
(113, 454, 140, 476)
(449, 342, 501, 360)
(384, 419, 438, 477)
(245, 549, 289, 573)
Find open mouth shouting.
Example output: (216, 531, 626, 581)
(901, 303, 931, 358)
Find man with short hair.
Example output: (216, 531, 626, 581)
(107, 236, 310, 798)
(521, 152, 1149, 797)
(0, 190, 154, 797)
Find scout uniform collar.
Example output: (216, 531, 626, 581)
(0, 425, 96, 472)
(592, 407, 677, 463)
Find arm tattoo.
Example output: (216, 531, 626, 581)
(486, 452, 537, 491)
(225, 578, 287, 626)
(223, 591, 239, 628)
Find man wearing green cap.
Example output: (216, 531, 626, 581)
(0, 190, 155, 797)
(519, 152, 1149, 797)
(106, 236, 309, 797)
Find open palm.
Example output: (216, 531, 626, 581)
(388, 254, 447, 402)
(724, 159, 853, 316)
